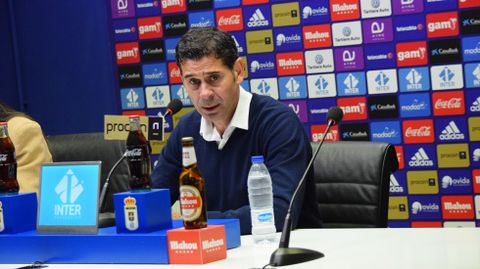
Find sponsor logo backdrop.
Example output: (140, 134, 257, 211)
(109, 0, 480, 227)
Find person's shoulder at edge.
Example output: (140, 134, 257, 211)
(7, 116, 44, 140)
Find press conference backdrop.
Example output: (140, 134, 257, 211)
(109, 0, 480, 227)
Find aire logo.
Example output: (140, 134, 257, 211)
(432, 91, 465, 116)
(337, 97, 367, 121)
(161, 0, 186, 13)
(116, 42, 140, 64)
(311, 124, 339, 142)
(276, 52, 305, 76)
(302, 24, 332, 49)
(330, 0, 360, 22)
(216, 8, 243, 31)
(442, 196, 474, 219)
(168, 62, 182, 84)
(402, 119, 434, 144)
(396, 41, 428, 67)
(137, 17, 163, 39)
(426, 11, 459, 38)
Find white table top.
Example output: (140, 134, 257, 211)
(3, 228, 480, 269)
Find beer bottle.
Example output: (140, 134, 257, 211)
(179, 137, 207, 229)
(126, 115, 151, 191)
(0, 122, 19, 193)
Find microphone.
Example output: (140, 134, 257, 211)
(269, 106, 343, 267)
(163, 99, 183, 117)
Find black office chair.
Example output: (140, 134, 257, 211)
(46, 132, 129, 216)
(311, 141, 398, 228)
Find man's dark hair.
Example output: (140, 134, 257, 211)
(175, 27, 238, 70)
(0, 101, 31, 122)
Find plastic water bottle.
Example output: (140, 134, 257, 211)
(248, 155, 276, 243)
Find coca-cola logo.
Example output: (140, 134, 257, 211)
(435, 98, 462, 109)
(218, 15, 240, 26)
(126, 148, 143, 157)
(405, 126, 431, 137)
(0, 154, 7, 162)
(216, 8, 243, 31)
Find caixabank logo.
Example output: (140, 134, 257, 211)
(310, 124, 339, 142)
(462, 36, 480, 63)
(336, 71, 366, 96)
(337, 96, 367, 121)
(340, 123, 369, 141)
(460, 9, 480, 36)
(399, 92, 431, 118)
(442, 196, 475, 220)
(300, 0, 330, 25)
(140, 40, 165, 62)
(439, 169, 472, 195)
(244, 5, 271, 30)
(404, 144, 436, 169)
(435, 117, 468, 142)
(334, 46, 364, 71)
(276, 52, 305, 76)
(392, 0, 423, 15)
(304, 49, 334, 74)
(162, 14, 188, 37)
(390, 172, 406, 195)
(116, 42, 140, 64)
(160, 0, 186, 14)
(393, 14, 426, 41)
(370, 121, 401, 144)
(398, 67, 430, 93)
(429, 38, 461, 65)
(396, 41, 428, 67)
(307, 73, 336, 98)
(330, 0, 360, 22)
(402, 119, 434, 144)
(274, 26, 303, 52)
(432, 90, 465, 116)
(367, 95, 398, 119)
(302, 24, 332, 49)
(216, 8, 243, 32)
(135, 0, 160, 17)
(362, 18, 393, 44)
(426, 11, 459, 38)
(137, 16, 162, 40)
(113, 19, 137, 42)
(187, 0, 212, 10)
(248, 54, 276, 78)
(364, 43, 395, 69)
(118, 65, 142, 87)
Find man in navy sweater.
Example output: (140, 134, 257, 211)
(151, 27, 321, 234)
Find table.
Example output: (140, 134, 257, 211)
(2, 228, 479, 269)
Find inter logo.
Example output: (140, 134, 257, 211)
(431, 64, 464, 91)
(170, 84, 192, 106)
(336, 71, 367, 96)
(278, 76, 307, 100)
(398, 67, 430, 92)
(54, 169, 84, 216)
(465, 63, 480, 89)
(145, 85, 170, 108)
(250, 78, 279, 100)
(367, 69, 398, 94)
(307, 74, 336, 98)
(121, 88, 145, 110)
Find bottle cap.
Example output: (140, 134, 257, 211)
(0, 122, 7, 126)
(128, 115, 140, 118)
(251, 155, 264, 163)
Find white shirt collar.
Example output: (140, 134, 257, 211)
(199, 87, 252, 150)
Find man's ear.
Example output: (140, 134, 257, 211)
(233, 58, 245, 84)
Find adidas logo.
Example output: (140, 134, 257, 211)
(389, 174, 404, 193)
(409, 147, 433, 167)
(471, 97, 480, 112)
(248, 9, 269, 28)
(439, 121, 465, 140)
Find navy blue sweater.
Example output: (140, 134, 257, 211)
(152, 93, 321, 234)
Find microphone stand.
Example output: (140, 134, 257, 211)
(98, 151, 128, 228)
(269, 120, 336, 266)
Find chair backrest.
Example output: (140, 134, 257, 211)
(312, 141, 398, 228)
(46, 132, 129, 213)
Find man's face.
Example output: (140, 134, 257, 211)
(180, 56, 244, 130)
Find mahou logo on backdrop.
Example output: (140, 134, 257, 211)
(396, 41, 428, 67)
(441, 196, 474, 219)
(216, 8, 243, 32)
(276, 52, 305, 76)
(137, 17, 163, 39)
(160, 0, 186, 13)
(302, 24, 332, 49)
(168, 62, 182, 84)
(116, 42, 140, 64)
(426, 11, 459, 38)
(403, 119, 434, 144)
(337, 97, 367, 121)
(432, 91, 465, 116)
(330, 0, 360, 22)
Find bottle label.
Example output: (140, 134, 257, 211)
(251, 208, 274, 226)
(123, 196, 139, 231)
(182, 147, 197, 167)
(126, 148, 143, 157)
(180, 185, 202, 221)
(0, 201, 4, 232)
(0, 154, 6, 162)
